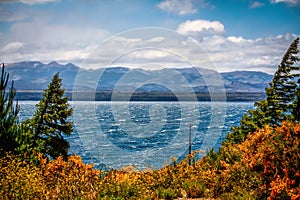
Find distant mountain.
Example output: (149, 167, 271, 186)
(5, 61, 273, 93)
(6, 61, 79, 91)
(222, 71, 272, 93)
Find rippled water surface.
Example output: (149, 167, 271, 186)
(18, 101, 253, 169)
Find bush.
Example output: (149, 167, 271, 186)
(1, 122, 299, 199)
(0, 154, 46, 199)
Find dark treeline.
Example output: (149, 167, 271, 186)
(16, 91, 266, 101)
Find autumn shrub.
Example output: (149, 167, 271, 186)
(182, 180, 206, 198)
(155, 187, 177, 199)
(0, 153, 46, 200)
(1, 121, 299, 200)
(0, 153, 101, 199)
(98, 169, 143, 199)
(240, 121, 300, 199)
(186, 121, 300, 199)
(40, 154, 100, 199)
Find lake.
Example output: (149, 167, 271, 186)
(18, 101, 254, 169)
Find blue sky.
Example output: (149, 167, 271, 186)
(0, 0, 299, 73)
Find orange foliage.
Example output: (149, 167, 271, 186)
(240, 121, 300, 199)
(40, 154, 100, 199)
(0, 121, 299, 199)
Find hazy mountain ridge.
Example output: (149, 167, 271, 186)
(5, 61, 273, 93)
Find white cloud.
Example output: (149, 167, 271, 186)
(7, 22, 110, 48)
(246, 56, 272, 66)
(19, 0, 60, 5)
(148, 37, 165, 43)
(156, 0, 209, 15)
(227, 36, 253, 43)
(175, 20, 299, 73)
(0, 21, 110, 65)
(177, 19, 224, 39)
(270, 0, 300, 5)
(84, 28, 299, 74)
(249, 1, 264, 8)
(1, 17, 299, 74)
(0, 0, 60, 5)
(130, 50, 171, 60)
(1, 42, 24, 53)
(201, 33, 299, 73)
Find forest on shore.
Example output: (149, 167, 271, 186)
(0, 38, 299, 199)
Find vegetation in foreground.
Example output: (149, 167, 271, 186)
(0, 121, 299, 199)
(0, 38, 299, 199)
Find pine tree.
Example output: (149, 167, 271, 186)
(0, 64, 20, 156)
(27, 73, 73, 159)
(226, 37, 300, 144)
(292, 79, 300, 121)
(227, 99, 270, 143)
(266, 37, 300, 125)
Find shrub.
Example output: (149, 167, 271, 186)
(0, 153, 46, 199)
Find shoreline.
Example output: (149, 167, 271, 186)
(16, 91, 265, 102)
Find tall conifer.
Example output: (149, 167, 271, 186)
(292, 79, 300, 121)
(226, 37, 300, 144)
(28, 73, 73, 159)
(266, 37, 300, 125)
(0, 64, 20, 155)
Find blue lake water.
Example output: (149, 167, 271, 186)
(18, 101, 254, 169)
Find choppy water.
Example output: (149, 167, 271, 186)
(18, 101, 253, 169)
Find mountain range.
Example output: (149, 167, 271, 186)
(5, 61, 273, 101)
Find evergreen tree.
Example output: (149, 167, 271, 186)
(226, 37, 300, 144)
(0, 64, 20, 156)
(266, 37, 300, 125)
(227, 99, 270, 143)
(27, 73, 73, 159)
(292, 79, 300, 121)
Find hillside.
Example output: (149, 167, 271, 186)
(5, 61, 272, 101)
(6, 61, 272, 92)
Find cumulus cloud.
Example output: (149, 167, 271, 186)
(1, 16, 299, 74)
(75, 25, 298, 74)
(200, 33, 299, 73)
(174, 19, 300, 73)
(177, 19, 225, 39)
(156, 0, 209, 15)
(227, 36, 253, 43)
(270, 0, 300, 5)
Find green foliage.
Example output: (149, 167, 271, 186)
(182, 181, 206, 198)
(0, 64, 20, 156)
(292, 79, 300, 121)
(266, 37, 300, 125)
(227, 37, 300, 144)
(25, 73, 73, 159)
(1, 66, 74, 161)
(227, 99, 271, 143)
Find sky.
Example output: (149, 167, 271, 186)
(0, 0, 299, 73)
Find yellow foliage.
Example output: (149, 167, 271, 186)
(0, 154, 46, 199)
(0, 121, 299, 199)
